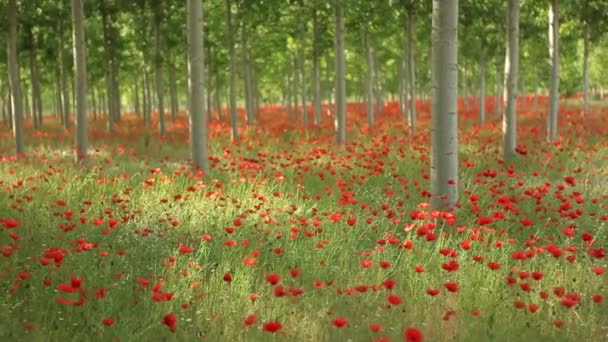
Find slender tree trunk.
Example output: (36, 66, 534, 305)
(206, 46, 213, 122)
(143, 61, 152, 127)
(430, 0, 459, 211)
(534, 73, 540, 106)
(292, 56, 299, 122)
(325, 53, 334, 117)
(547, 0, 560, 142)
(72, 0, 88, 162)
(1, 83, 6, 126)
(407, 13, 417, 134)
(312, 8, 322, 126)
(503, 0, 519, 160)
(169, 62, 179, 121)
(365, 30, 375, 128)
(7, 84, 14, 131)
(133, 79, 140, 116)
(55, 69, 63, 123)
(59, 19, 71, 129)
(187, 0, 208, 172)
(154, 5, 166, 136)
(226, 0, 238, 141)
(335, 1, 346, 145)
(29, 29, 43, 129)
(582, 23, 590, 114)
(242, 25, 254, 125)
(495, 61, 502, 116)
(299, 42, 308, 127)
(479, 40, 486, 125)
(7, 0, 24, 154)
(399, 34, 407, 122)
(102, 12, 115, 130)
(91, 85, 98, 119)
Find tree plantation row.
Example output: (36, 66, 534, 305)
(2, 0, 608, 211)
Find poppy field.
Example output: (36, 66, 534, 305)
(0, 97, 606, 341)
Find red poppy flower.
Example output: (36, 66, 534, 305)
(404, 327, 423, 342)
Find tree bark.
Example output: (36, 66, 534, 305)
(154, 4, 166, 136)
(407, 13, 417, 134)
(479, 39, 486, 125)
(72, 0, 88, 162)
(133, 79, 140, 116)
(187, 0, 208, 172)
(364, 30, 375, 128)
(430, 0, 459, 211)
(335, 1, 346, 145)
(226, 0, 238, 141)
(142, 60, 152, 127)
(582, 23, 590, 114)
(325, 52, 334, 118)
(312, 8, 322, 126)
(503, 0, 519, 160)
(494, 60, 502, 116)
(242, 25, 254, 125)
(29, 28, 43, 129)
(7, 0, 24, 155)
(169, 62, 179, 121)
(59, 19, 71, 129)
(299, 40, 308, 127)
(547, 0, 560, 142)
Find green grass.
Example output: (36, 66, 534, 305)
(0, 103, 607, 342)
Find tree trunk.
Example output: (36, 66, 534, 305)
(325, 53, 334, 117)
(154, 5, 166, 136)
(242, 25, 254, 125)
(582, 23, 590, 114)
(399, 31, 407, 123)
(547, 0, 559, 142)
(292, 56, 299, 122)
(299, 42, 308, 127)
(91, 85, 98, 120)
(312, 8, 322, 126)
(29, 28, 43, 129)
(365, 30, 375, 129)
(503, 0, 519, 160)
(187, 0, 208, 172)
(169, 62, 179, 121)
(479, 39, 486, 125)
(7, 0, 24, 155)
(143, 61, 152, 127)
(59, 19, 71, 129)
(7, 84, 14, 131)
(430, 0, 459, 211)
(407, 14, 417, 134)
(335, 1, 346, 145)
(206, 46, 213, 122)
(494, 61, 502, 116)
(534, 72, 539, 106)
(226, 0, 238, 141)
(214, 71, 221, 121)
(72, 0, 88, 162)
(1, 83, 6, 126)
(133, 79, 140, 116)
(102, 12, 115, 131)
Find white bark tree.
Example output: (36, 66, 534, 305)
(226, 0, 238, 142)
(430, 0, 459, 211)
(335, 1, 346, 145)
(547, 0, 560, 142)
(7, 0, 24, 155)
(187, 0, 208, 173)
(503, 0, 520, 160)
(582, 23, 590, 114)
(72, 0, 88, 162)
